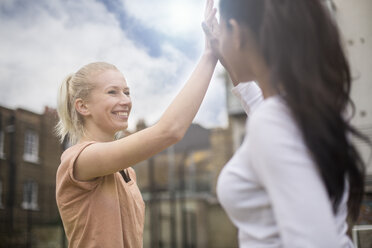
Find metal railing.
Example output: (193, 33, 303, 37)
(352, 225, 372, 248)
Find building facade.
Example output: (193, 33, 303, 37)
(0, 106, 64, 247)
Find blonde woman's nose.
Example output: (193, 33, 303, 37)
(119, 93, 131, 104)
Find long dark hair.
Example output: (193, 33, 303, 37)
(220, 0, 370, 221)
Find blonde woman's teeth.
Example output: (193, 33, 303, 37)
(116, 112, 128, 116)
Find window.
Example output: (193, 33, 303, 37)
(23, 130, 39, 163)
(0, 131, 4, 159)
(21, 180, 38, 210)
(0, 180, 3, 209)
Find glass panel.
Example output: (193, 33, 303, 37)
(21, 181, 38, 210)
(23, 130, 39, 163)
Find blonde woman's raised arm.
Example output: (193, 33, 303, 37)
(74, 0, 218, 181)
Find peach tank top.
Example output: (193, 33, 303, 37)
(56, 142, 145, 248)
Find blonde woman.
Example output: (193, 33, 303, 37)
(55, 1, 218, 247)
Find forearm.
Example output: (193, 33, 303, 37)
(157, 52, 217, 141)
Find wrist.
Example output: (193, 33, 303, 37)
(202, 50, 218, 64)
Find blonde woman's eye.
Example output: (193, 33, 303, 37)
(108, 90, 116, 94)
(124, 91, 130, 96)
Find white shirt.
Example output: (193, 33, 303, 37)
(217, 82, 353, 248)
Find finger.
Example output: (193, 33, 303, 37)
(206, 8, 217, 23)
(205, 0, 214, 19)
(212, 16, 219, 26)
(204, 0, 212, 17)
(208, 0, 213, 12)
(205, 0, 210, 10)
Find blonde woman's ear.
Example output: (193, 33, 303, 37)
(75, 98, 90, 116)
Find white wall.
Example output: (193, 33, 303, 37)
(334, 0, 372, 175)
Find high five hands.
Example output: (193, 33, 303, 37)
(202, 0, 239, 85)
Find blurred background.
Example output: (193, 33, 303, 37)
(0, 0, 371, 247)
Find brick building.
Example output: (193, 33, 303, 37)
(0, 106, 64, 247)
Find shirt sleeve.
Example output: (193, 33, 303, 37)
(231, 81, 263, 117)
(67, 141, 102, 190)
(247, 104, 342, 248)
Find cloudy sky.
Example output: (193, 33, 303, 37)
(0, 0, 228, 131)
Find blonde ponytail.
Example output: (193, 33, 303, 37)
(55, 62, 118, 145)
(56, 74, 74, 144)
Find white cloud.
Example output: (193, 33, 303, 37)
(0, 0, 227, 131)
(122, 0, 205, 39)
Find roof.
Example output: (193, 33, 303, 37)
(173, 123, 211, 153)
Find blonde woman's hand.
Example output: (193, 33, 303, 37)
(202, 0, 219, 57)
(202, 0, 239, 85)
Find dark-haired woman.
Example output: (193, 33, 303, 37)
(202, 0, 369, 247)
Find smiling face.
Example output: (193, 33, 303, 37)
(82, 69, 132, 139)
